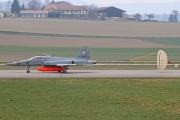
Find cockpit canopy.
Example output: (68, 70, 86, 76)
(28, 56, 53, 60)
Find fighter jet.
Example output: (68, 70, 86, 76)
(7, 46, 96, 73)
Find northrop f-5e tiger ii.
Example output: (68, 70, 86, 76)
(7, 46, 96, 73)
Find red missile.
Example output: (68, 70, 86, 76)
(36, 66, 69, 72)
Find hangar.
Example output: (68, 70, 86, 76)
(90, 6, 126, 18)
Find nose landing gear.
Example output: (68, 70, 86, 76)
(27, 66, 30, 73)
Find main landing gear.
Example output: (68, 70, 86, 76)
(27, 66, 30, 73)
(62, 66, 67, 73)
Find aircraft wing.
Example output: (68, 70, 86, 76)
(56, 64, 77, 66)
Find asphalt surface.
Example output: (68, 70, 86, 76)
(0, 70, 180, 78)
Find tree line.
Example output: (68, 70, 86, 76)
(11, 0, 51, 14)
(168, 10, 178, 22)
(131, 11, 178, 22)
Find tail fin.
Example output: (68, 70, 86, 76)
(75, 46, 91, 60)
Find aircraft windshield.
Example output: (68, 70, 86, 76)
(28, 56, 37, 60)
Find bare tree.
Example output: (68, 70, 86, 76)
(27, 0, 42, 10)
(19, 0, 30, 7)
(21, 3, 27, 10)
(0, 2, 3, 11)
(100, 13, 107, 20)
(172, 10, 178, 16)
(44, 0, 51, 4)
(88, 10, 98, 19)
(89, 4, 97, 10)
(133, 13, 142, 21)
(146, 14, 154, 20)
(172, 10, 179, 22)
(6, 0, 12, 12)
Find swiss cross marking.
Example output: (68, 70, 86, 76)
(82, 51, 86, 55)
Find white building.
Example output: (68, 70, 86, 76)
(42, 1, 89, 18)
(20, 10, 48, 18)
(0, 12, 4, 18)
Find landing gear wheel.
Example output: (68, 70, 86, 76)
(27, 70, 30, 73)
(58, 71, 61, 73)
(27, 66, 30, 73)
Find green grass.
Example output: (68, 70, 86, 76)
(142, 38, 180, 46)
(1, 45, 180, 61)
(0, 78, 179, 120)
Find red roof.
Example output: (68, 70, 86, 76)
(43, 1, 89, 11)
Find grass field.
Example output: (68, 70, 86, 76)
(142, 38, 180, 46)
(0, 78, 179, 120)
(0, 45, 180, 61)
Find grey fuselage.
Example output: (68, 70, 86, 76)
(7, 56, 96, 67)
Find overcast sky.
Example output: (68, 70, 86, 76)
(0, 0, 180, 14)
(84, 0, 180, 4)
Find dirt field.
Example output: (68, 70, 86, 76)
(0, 34, 179, 48)
(0, 18, 180, 37)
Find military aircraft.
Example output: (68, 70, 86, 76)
(6, 46, 96, 73)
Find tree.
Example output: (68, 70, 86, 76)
(45, 0, 51, 4)
(21, 3, 27, 10)
(100, 13, 107, 20)
(133, 13, 142, 21)
(6, 0, 11, 12)
(11, 0, 21, 14)
(169, 10, 179, 22)
(172, 10, 178, 22)
(172, 10, 178, 16)
(0, 3, 3, 11)
(27, 0, 42, 10)
(146, 14, 154, 20)
(88, 10, 98, 19)
(89, 4, 97, 10)
(169, 14, 174, 22)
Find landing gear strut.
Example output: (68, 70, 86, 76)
(27, 66, 30, 73)
(62, 66, 67, 73)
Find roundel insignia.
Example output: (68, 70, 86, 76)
(82, 50, 86, 55)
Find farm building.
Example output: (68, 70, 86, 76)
(90, 7, 126, 19)
(0, 12, 4, 18)
(20, 10, 48, 18)
(42, 1, 89, 18)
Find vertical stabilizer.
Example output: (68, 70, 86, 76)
(75, 46, 91, 60)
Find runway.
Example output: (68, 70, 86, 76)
(0, 70, 180, 78)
